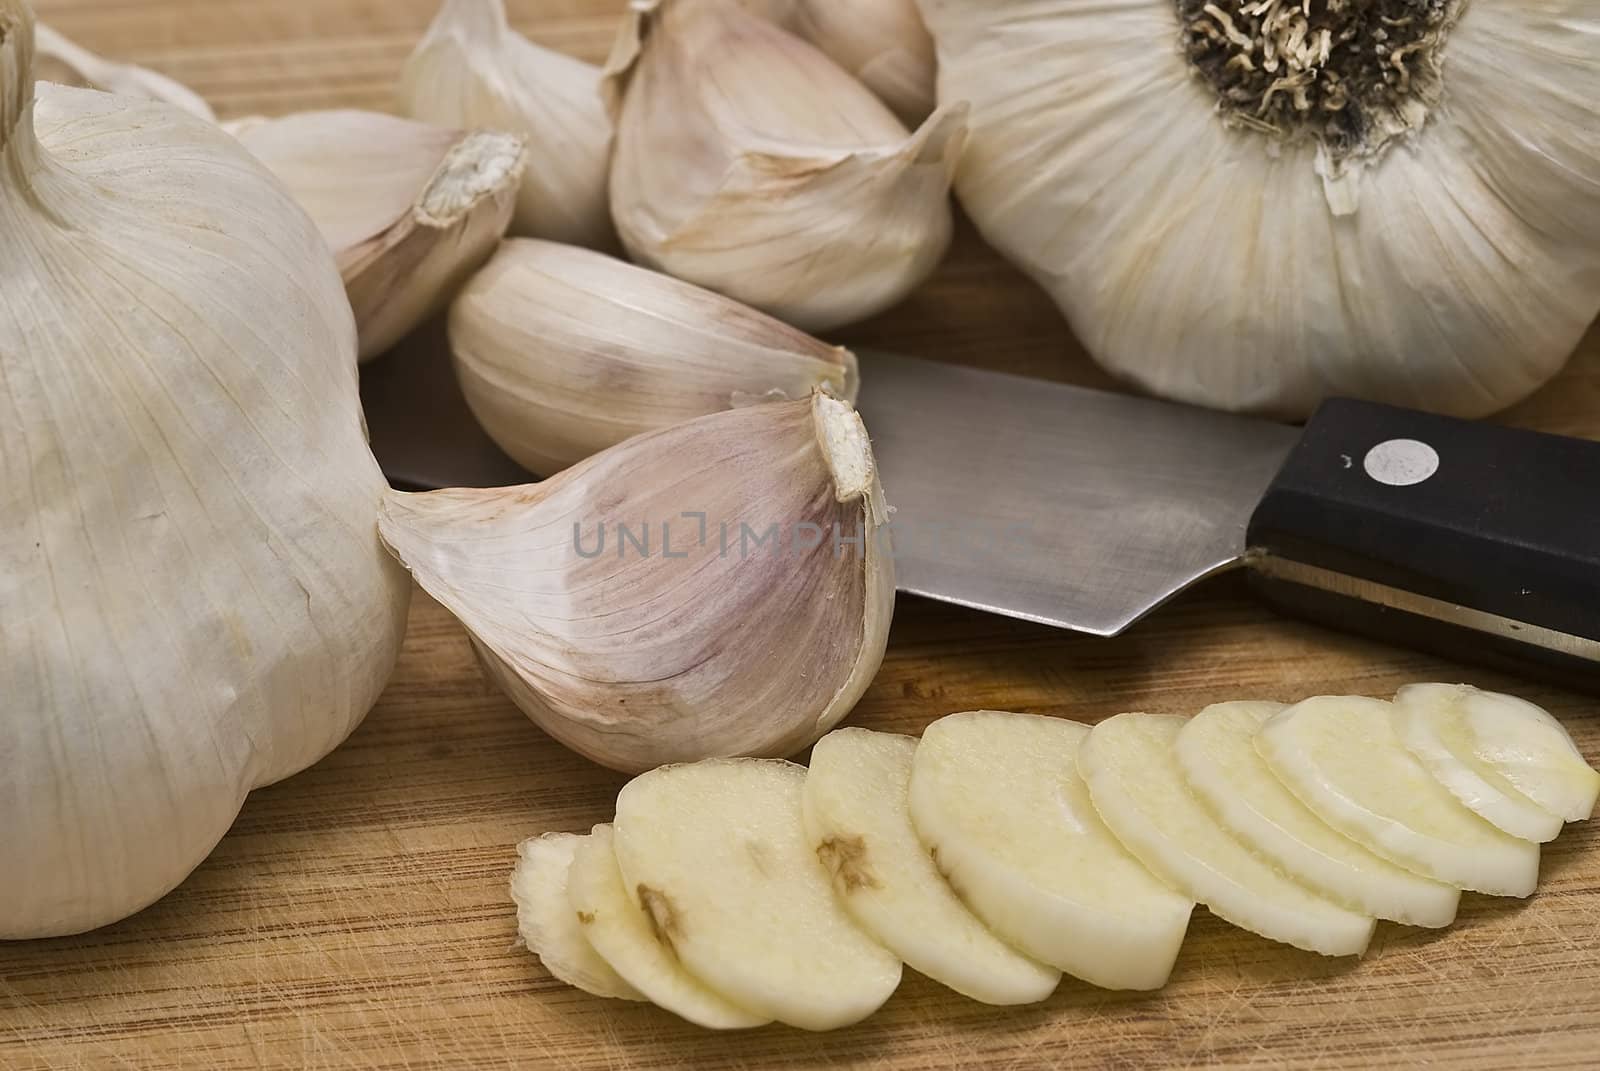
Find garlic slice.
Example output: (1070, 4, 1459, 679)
(450, 238, 859, 476)
(604, 0, 968, 332)
(781, 0, 936, 124)
(33, 21, 213, 120)
(377, 394, 894, 773)
(2, 1, 409, 938)
(400, 0, 614, 248)
(231, 109, 524, 362)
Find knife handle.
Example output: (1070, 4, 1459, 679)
(1244, 399, 1600, 691)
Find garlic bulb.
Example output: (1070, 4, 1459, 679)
(920, 0, 1600, 419)
(400, 0, 614, 248)
(782, 0, 936, 124)
(33, 21, 214, 120)
(604, 0, 968, 332)
(1, 1, 410, 938)
(231, 109, 525, 361)
(378, 394, 894, 773)
(451, 238, 860, 475)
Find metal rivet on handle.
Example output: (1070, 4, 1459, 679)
(1363, 438, 1440, 487)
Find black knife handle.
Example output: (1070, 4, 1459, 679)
(1244, 399, 1600, 690)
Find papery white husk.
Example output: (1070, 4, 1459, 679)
(919, 0, 1600, 419)
(605, 0, 968, 332)
(378, 395, 894, 774)
(231, 109, 525, 361)
(0, 2, 410, 938)
(784, 0, 936, 124)
(34, 21, 214, 120)
(450, 238, 860, 475)
(400, 0, 614, 249)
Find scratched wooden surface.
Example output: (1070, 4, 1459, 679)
(4, 1, 1600, 1068)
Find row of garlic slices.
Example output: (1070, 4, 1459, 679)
(511, 685, 1600, 1030)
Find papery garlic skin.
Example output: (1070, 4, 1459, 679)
(451, 238, 859, 475)
(33, 21, 214, 120)
(784, 0, 936, 124)
(232, 109, 525, 361)
(920, 0, 1600, 419)
(378, 395, 894, 774)
(400, 0, 614, 248)
(1, 2, 410, 938)
(606, 0, 967, 333)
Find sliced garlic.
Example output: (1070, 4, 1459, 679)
(400, 0, 614, 248)
(376, 394, 894, 773)
(511, 832, 646, 1001)
(33, 21, 213, 120)
(781, 0, 936, 124)
(231, 109, 524, 362)
(450, 238, 859, 476)
(1, 1, 409, 938)
(604, 0, 968, 332)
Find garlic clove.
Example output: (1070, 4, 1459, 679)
(2, 0, 409, 938)
(604, 0, 968, 333)
(780, 0, 937, 124)
(400, 0, 614, 249)
(450, 238, 859, 476)
(377, 394, 894, 774)
(231, 109, 525, 362)
(33, 21, 214, 120)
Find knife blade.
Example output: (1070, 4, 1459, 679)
(361, 338, 1600, 687)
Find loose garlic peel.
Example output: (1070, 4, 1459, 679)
(377, 395, 894, 773)
(451, 238, 859, 476)
(231, 110, 525, 362)
(400, 0, 614, 248)
(33, 21, 214, 120)
(1, 1, 410, 938)
(921, 0, 1600, 419)
(604, 0, 968, 333)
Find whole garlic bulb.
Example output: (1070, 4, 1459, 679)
(921, 0, 1600, 419)
(605, 0, 968, 333)
(782, 0, 937, 124)
(451, 238, 859, 475)
(33, 21, 214, 120)
(400, 0, 614, 249)
(230, 109, 526, 361)
(0, 1, 410, 938)
(378, 394, 894, 774)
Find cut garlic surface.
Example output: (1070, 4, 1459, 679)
(604, 0, 966, 332)
(450, 239, 858, 475)
(802, 729, 1060, 1005)
(232, 109, 524, 361)
(1177, 702, 1459, 929)
(1258, 697, 1541, 897)
(613, 760, 902, 1031)
(377, 394, 893, 773)
(1395, 684, 1600, 839)
(400, 0, 614, 247)
(907, 711, 1193, 990)
(511, 833, 645, 1001)
(566, 825, 767, 1028)
(1081, 713, 1375, 956)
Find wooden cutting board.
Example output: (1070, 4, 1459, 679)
(5, 2, 1600, 1067)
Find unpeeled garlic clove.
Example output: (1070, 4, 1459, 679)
(400, 0, 614, 249)
(378, 394, 895, 774)
(603, 0, 968, 333)
(231, 109, 525, 361)
(32, 21, 214, 120)
(450, 238, 860, 476)
(779, 0, 937, 124)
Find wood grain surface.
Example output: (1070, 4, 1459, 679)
(5, 2, 1600, 1068)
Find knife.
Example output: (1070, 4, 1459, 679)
(361, 338, 1600, 689)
